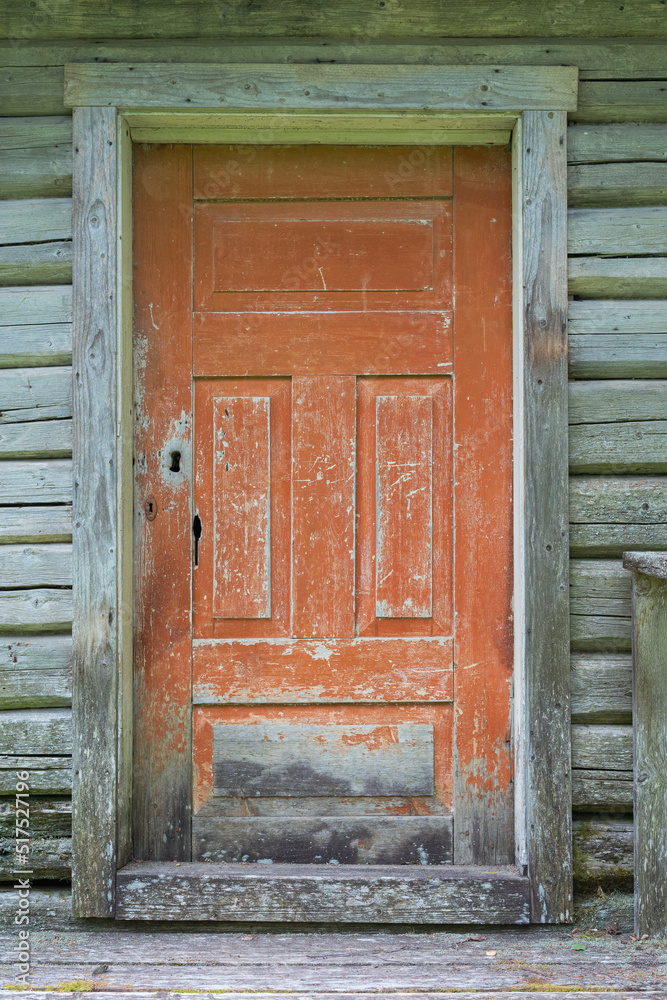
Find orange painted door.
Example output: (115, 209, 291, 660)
(133, 144, 513, 866)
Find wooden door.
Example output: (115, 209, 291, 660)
(133, 143, 513, 868)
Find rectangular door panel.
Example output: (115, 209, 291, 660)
(193, 312, 452, 378)
(193, 378, 291, 639)
(211, 722, 435, 797)
(192, 636, 454, 704)
(195, 201, 452, 313)
(356, 377, 453, 637)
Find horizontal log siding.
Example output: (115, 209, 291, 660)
(0, 39, 664, 889)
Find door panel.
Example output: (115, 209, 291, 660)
(134, 143, 513, 869)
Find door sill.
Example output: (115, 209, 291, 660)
(115, 862, 530, 923)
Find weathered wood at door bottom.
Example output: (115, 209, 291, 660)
(116, 862, 530, 923)
(193, 815, 453, 866)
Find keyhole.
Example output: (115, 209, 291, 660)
(169, 450, 181, 473)
(193, 514, 202, 567)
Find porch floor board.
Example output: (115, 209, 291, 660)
(0, 926, 665, 994)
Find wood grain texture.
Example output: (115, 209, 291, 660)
(571, 725, 633, 771)
(568, 300, 667, 336)
(574, 80, 667, 123)
(0, 116, 72, 148)
(517, 112, 572, 922)
(0, 708, 71, 754)
(115, 861, 530, 923)
(0, 588, 72, 633)
(568, 163, 667, 207)
(570, 422, 667, 475)
(452, 146, 514, 870)
(0, 460, 71, 504)
(0, 418, 71, 458)
(569, 381, 667, 423)
(568, 207, 667, 256)
(291, 376, 356, 639)
(0, 835, 71, 880)
(133, 143, 193, 864)
(623, 550, 667, 578)
(0, 634, 71, 709)
(573, 818, 634, 891)
(569, 335, 667, 379)
(624, 562, 667, 935)
(193, 637, 454, 704)
(572, 769, 632, 812)
(0, 367, 71, 420)
(0, 144, 72, 200)
(567, 124, 667, 163)
(193, 815, 453, 865)
(0, 755, 70, 794)
(568, 257, 667, 299)
(0, 66, 65, 116)
(0, 324, 72, 368)
(0, 240, 72, 286)
(570, 654, 633, 725)
(211, 722, 435, 797)
(0, 543, 71, 586)
(64, 63, 578, 111)
(570, 559, 631, 653)
(0, 285, 71, 326)
(0, 198, 71, 245)
(70, 105, 119, 917)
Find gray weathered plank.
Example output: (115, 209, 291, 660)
(570, 654, 633, 724)
(0, 285, 71, 326)
(0, 634, 71, 709)
(568, 300, 667, 335)
(569, 258, 667, 299)
(567, 124, 667, 163)
(0, 835, 71, 880)
(0, 67, 66, 117)
(0, 708, 71, 754)
(0, 460, 72, 504)
(573, 818, 634, 891)
(71, 105, 120, 918)
(570, 559, 632, 652)
(0, 543, 71, 587)
(569, 335, 667, 379)
(0, 198, 71, 246)
(0, 419, 72, 458)
(0, 796, 71, 836)
(64, 62, 578, 111)
(0, 145, 72, 200)
(571, 724, 633, 772)
(0, 240, 72, 286)
(622, 555, 667, 936)
(0, 589, 72, 634)
(0, 755, 70, 794)
(568, 163, 667, 207)
(212, 723, 434, 798)
(575, 81, 667, 123)
(0, 324, 72, 368)
(568, 207, 667, 256)
(569, 380, 667, 424)
(0, 505, 72, 544)
(0, 367, 72, 421)
(194, 815, 453, 865)
(569, 421, 667, 475)
(3, 36, 667, 74)
(518, 111, 572, 923)
(573, 769, 633, 811)
(115, 862, 530, 924)
(0, 116, 72, 149)
(569, 478, 667, 558)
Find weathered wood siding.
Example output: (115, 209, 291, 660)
(0, 35, 664, 893)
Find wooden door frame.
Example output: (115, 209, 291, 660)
(66, 61, 577, 922)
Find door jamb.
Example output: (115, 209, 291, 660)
(67, 62, 576, 922)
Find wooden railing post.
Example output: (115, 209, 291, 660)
(622, 551, 667, 938)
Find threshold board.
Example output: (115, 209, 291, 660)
(115, 862, 530, 923)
